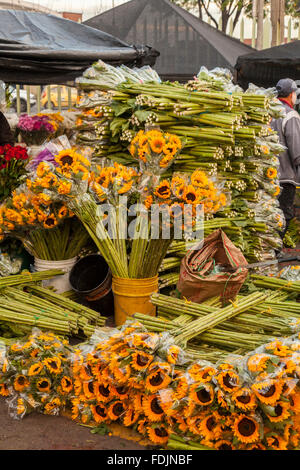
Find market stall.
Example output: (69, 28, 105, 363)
(0, 9, 159, 85)
(235, 40, 300, 90)
(1, 60, 300, 451)
(84, 0, 253, 82)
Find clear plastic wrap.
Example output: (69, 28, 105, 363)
(0, 328, 74, 419)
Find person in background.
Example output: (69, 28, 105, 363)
(0, 111, 14, 146)
(271, 78, 300, 238)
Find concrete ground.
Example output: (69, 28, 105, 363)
(0, 398, 148, 450)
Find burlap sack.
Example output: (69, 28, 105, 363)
(177, 229, 248, 305)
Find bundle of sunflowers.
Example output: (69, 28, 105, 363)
(0, 329, 74, 419)
(75, 62, 285, 283)
(2, 321, 300, 450)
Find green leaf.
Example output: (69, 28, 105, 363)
(90, 423, 111, 436)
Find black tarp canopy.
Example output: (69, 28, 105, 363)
(84, 0, 254, 82)
(235, 40, 300, 89)
(0, 9, 159, 85)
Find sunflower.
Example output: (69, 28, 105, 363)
(44, 398, 61, 415)
(28, 362, 44, 376)
(17, 398, 26, 416)
(191, 170, 209, 188)
(154, 180, 171, 200)
(60, 376, 73, 394)
(160, 154, 174, 168)
(43, 214, 58, 230)
(186, 416, 203, 436)
(188, 365, 217, 383)
(55, 149, 78, 168)
(290, 392, 300, 413)
(112, 365, 131, 384)
(71, 398, 80, 420)
(246, 443, 266, 450)
(149, 134, 166, 154)
(189, 383, 215, 407)
(265, 340, 291, 357)
(145, 369, 171, 393)
(0, 383, 10, 397)
(266, 434, 288, 450)
(217, 370, 240, 393)
(43, 356, 62, 374)
(232, 387, 257, 411)
(183, 185, 199, 205)
(199, 413, 221, 441)
(168, 134, 182, 149)
(143, 394, 165, 422)
(216, 389, 229, 409)
(123, 408, 140, 427)
(82, 380, 95, 400)
(147, 424, 169, 445)
(79, 364, 93, 382)
(215, 440, 234, 450)
(108, 401, 125, 421)
(36, 377, 51, 393)
(266, 167, 277, 179)
(233, 414, 260, 444)
(90, 404, 108, 423)
(252, 379, 283, 405)
(130, 351, 153, 372)
(14, 375, 29, 392)
(166, 345, 181, 365)
(57, 181, 72, 195)
(265, 401, 291, 423)
(247, 353, 273, 374)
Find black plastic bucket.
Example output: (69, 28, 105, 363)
(69, 254, 114, 317)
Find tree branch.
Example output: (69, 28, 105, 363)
(199, 0, 219, 27)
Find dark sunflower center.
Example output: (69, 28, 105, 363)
(274, 404, 283, 416)
(61, 155, 73, 166)
(49, 361, 58, 369)
(219, 444, 232, 450)
(259, 384, 275, 398)
(45, 217, 55, 227)
(206, 417, 216, 431)
(99, 385, 110, 397)
(196, 388, 212, 403)
(113, 403, 124, 416)
(151, 397, 164, 415)
(158, 186, 169, 195)
(96, 406, 106, 417)
(39, 380, 49, 389)
(237, 393, 251, 404)
(186, 192, 196, 202)
(116, 386, 127, 396)
(149, 372, 164, 387)
(64, 378, 71, 387)
(238, 417, 256, 437)
(223, 373, 237, 389)
(136, 354, 149, 367)
(18, 376, 25, 385)
(155, 427, 168, 438)
(88, 382, 94, 394)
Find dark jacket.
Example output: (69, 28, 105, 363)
(271, 101, 300, 185)
(0, 111, 14, 146)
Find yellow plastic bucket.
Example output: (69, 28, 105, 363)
(112, 275, 158, 326)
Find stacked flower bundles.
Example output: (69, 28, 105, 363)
(0, 329, 74, 419)
(70, 321, 300, 450)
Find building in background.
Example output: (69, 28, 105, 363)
(0, 0, 59, 14)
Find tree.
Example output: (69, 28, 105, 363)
(171, 0, 251, 33)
